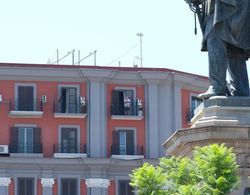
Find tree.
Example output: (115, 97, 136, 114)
(129, 163, 167, 195)
(129, 144, 239, 195)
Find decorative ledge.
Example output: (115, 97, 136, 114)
(9, 111, 43, 118)
(10, 153, 43, 158)
(85, 178, 110, 189)
(111, 115, 144, 120)
(41, 178, 55, 188)
(111, 155, 144, 160)
(0, 177, 11, 186)
(54, 113, 87, 118)
(53, 153, 87, 158)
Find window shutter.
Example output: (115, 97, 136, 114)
(33, 128, 41, 153)
(126, 131, 134, 155)
(112, 131, 119, 155)
(10, 127, 18, 153)
(111, 90, 120, 115)
(18, 86, 34, 111)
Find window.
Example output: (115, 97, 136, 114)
(118, 180, 134, 195)
(60, 127, 78, 153)
(112, 130, 135, 155)
(16, 85, 35, 111)
(111, 89, 134, 115)
(10, 127, 41, 153)
(186, 96, 202, 122)
(59, 87, 78, 113)
(245, 188, 250, 195)
(17, 177, 34, 195)
(61, 178, 77, 195)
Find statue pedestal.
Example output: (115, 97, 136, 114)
(191, 96, 250, 127)
(163, 96, 250, 194)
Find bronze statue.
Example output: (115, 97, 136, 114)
(186, 0, 250, 99)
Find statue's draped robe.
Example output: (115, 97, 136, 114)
(203, 0, 250, 58)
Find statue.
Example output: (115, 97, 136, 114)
(185, 0, 250, 99)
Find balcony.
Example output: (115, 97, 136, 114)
(53, 99, 87, 118)
(53, 143, 87, 158)
(9, 99, 44, 118)
(9, 143, 43, 157)
(111, 145, 144, 160)
(111, 100, 144, 120)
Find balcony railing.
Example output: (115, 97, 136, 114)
(111, 145, 143, 156)
(111, 100, 143, 116)
(53, 143, 86, 154)
(53, 100, 87, 114)
(9, 99, 43, 112)
(9, 143, 43, 153)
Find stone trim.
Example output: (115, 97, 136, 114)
(0, 177, 11, 186)
(41, 178, 55, 187)
(85, 178, 110, 188)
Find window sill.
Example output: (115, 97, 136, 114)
(54, 113, 87, 118)
(111, 155, 144, 160)
(10, 153, 43, 158)
(9, 111, 43, 118)
(53, 153, 87, 158)
(111, 115, 144, 120)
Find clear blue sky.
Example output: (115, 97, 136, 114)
(1, 0, 249, 77)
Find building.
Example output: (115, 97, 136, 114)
(0, 63, 208, 195)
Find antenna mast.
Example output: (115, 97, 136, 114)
(137, 32, 143, 67)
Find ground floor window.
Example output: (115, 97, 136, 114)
(118, 180, 134, 195)
(17, 177, 34, 195)
(61, 178, 78, 195)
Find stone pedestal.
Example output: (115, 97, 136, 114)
(191, 96, 250, 127)
(163, 96, 250, 194)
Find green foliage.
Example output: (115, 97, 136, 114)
(129, 144, 239, 195)
(129, 163, 167, 195)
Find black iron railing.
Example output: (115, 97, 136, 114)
(9, 99, 43, 112)
(111, 100, 143, 116)
(111, 145, 143, 156)
(53, 100, 87, 114)
(9, 143, 43, 153)
(54, 143, 86, 154)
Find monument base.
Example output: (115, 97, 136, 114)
(191, 96, 250, 127)
(163, 96, 250, 194)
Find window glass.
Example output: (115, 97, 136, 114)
(61, 178, 77, 195)
(118, 180, 134, 195)
(17, 177, 34, 195)
(61, 128, 78, 153)
(18, 127, 33, 153)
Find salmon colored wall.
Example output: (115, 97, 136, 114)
(0, 81, 87, 157)
(108, 180, 116, 195)
(37, 179, 42, 195)
(81, 180, 87, 195)
(181, 88, 201, 128)
(9, 179, 14, 195)
(53, 178, 58, 195)
(107, 84, 146, 157)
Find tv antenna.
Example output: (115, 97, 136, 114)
(75, 50, 97, 65)
(137, 32, 143, 67)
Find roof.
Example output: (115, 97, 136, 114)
(0, 62, 208, 80)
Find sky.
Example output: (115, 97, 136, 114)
(0, 0, 249, 78)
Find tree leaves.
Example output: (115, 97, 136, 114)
(129, 144, 239, 195)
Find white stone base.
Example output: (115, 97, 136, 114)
(191, 96, 250, 127)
